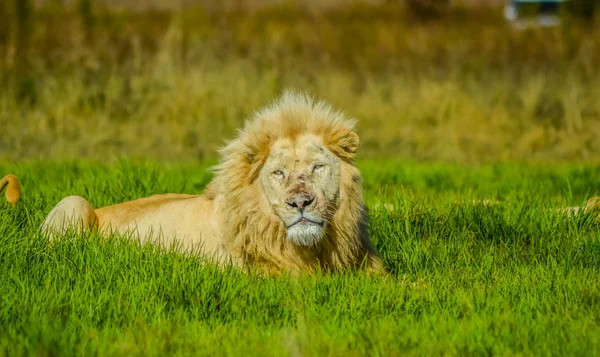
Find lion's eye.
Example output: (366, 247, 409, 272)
(313, 164, 325, 173)
(272, 170, 285, 178)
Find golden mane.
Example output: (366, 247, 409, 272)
(211, 91, 382, 273)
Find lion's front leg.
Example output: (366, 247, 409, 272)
(41, 196, 98, 238)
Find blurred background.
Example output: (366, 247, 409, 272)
(1, 0, 599, 163)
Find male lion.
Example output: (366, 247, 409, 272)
(1, 92, 383, 274)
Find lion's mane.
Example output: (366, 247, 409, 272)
(206, 91, 382, 273)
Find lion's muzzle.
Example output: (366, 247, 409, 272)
(285, 191, 315, 211)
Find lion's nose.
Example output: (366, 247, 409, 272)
(286, 195, 315, 210)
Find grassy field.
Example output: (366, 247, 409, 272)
(1, 161, 599, 356)
(1, 1, 600, 355)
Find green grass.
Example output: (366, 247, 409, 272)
(1, 161, 599, 356)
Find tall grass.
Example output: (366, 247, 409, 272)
(0, 2, 599, 163)
(1, 161, 599, 356)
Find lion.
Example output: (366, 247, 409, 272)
(1, 91, 384, 275)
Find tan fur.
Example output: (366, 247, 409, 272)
(28, 91, 383, 275)
(0, 174, 20, 205)
(585, 196, 600, 211)
(560, 196, 600, 217)
(212, 92, 382, 273)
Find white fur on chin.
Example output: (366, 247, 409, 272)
(287, 222, 324, 246)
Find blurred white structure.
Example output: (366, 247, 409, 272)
(504, 0, 570, 28)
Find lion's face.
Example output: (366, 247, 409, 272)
(259, 134, 341, 246)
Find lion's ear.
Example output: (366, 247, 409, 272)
(329, 130, 360, 161)
(339, 131, 360, 155)
(243, 144, 269, 181)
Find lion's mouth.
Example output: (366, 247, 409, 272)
(288, 217, 324, 228)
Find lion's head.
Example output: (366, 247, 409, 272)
(260, 133, 346, 246)
(210, 91, 382, 273)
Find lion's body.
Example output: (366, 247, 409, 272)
(94, 194, 218, 250)
(42, 193, 232, 263)
(11, 92, 384, 274)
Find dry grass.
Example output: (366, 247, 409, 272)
(1, 2, 599, 163)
